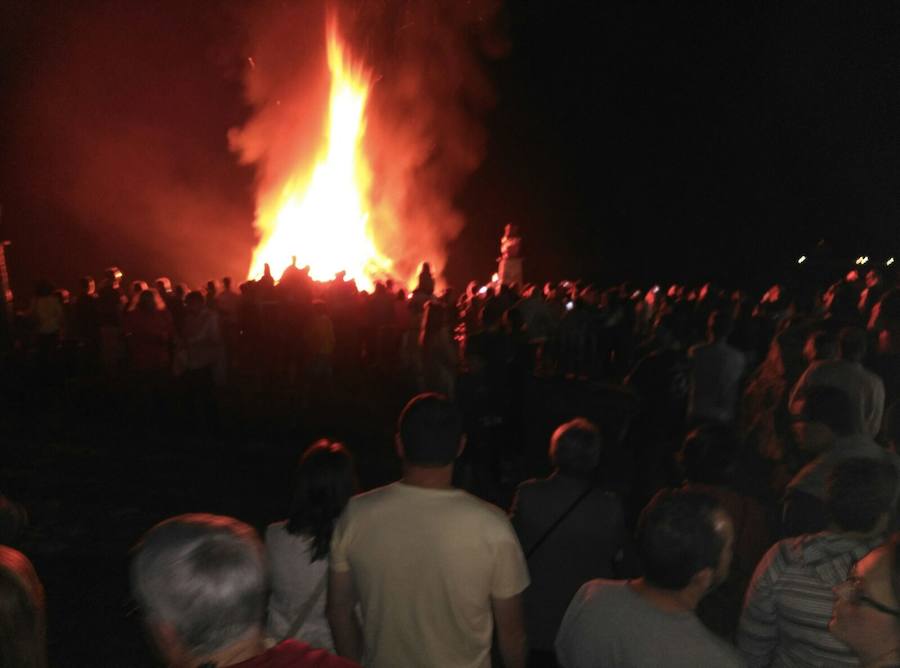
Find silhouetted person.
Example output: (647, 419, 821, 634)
(0, 546, 47, 668)
(687, 310, 746, 425)
(510, 418, 630, 663)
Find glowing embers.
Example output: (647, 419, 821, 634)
(247, 22, 392, 289)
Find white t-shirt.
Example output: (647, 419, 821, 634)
(265, 522, 333, 651)
(330, 482, 530, 668)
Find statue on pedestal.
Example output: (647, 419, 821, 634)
(498, 224, 523, 287)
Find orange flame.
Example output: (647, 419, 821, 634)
(247, 22, 391, 289)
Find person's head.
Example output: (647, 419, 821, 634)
(286, 440, 356, 561)
(80, 276, 96, 296)
(831, 534, 900, 665)
(137, 289, 164, 314)
(792, 385, 857, 450)
(130, 514, 266, 666)
(549, 418, 602, 478)
(104, 266, 123, 286)
(0, 546, 47, 668)
(222, 276, 232, 291)
(804, 329, 838, 363)
(707, 310, 734, 342)
(826, 458, 898, 534)
(155, 277, 172, 295)
(34, 279, 53, 298)
(839, 326, 868, 363)
(184, 291, 205, 313)
(636, 489, 734, 596)
(678, 424, 738, 485)
(131, 280, 148, 296)
(397, 393, 464, 467)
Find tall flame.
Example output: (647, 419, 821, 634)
(247, 22, 392, 289)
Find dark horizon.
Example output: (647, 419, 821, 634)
(1, 1, 899, 300)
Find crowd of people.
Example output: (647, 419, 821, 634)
(3, 257, 900, 666)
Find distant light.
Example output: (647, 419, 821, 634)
(491, 272, 499, 283)
(478, 286, 488, 295)
(856, 256, 866, 265)
(862, 256, 869, 264)
(797, 255, 806, 264)
(888, 257, 895, 266)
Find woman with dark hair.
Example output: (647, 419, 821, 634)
(0, 546, 47, 668)
(266, 440, 356, 650)
(831, 533, 900, 667)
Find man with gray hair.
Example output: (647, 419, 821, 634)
(510, 418, 631, 662)
(131, 513, 357, 667)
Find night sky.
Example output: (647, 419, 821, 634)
(2, 1, 899, 298)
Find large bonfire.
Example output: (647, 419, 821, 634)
(246, 21, 392, 290)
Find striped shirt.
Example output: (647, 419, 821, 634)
(737, 532, 884, 667)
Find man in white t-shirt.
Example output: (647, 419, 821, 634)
(327, 393, 529, 668)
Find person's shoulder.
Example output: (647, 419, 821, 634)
(514, 475, 559, 498)
(265, 520, 288, 538)
(343, 483, 398, 513)
(573, 578, 625, 605)
(455, 489, 510, 521)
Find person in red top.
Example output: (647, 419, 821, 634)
(130, 513, 358, 668)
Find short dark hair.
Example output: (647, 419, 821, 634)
(826, 458, 898, 532)
(808, 329, 838, 360)
(839, 326, 867, 362)
(398, 393, 463, 467)
(802, 385, 856, 437)
(286, 440, 356, 561)
(708, 310, 734, 340)
(549, 418, 602, 477)
(636, 489, 725, 590)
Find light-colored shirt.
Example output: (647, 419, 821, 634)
(688, 340, 746, 423)
(330, 482, 529, 668)
(265, 522, 333, 651)
(555, 579, 744, 668)
(790, 359, 885, 438)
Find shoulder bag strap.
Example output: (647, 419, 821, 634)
(282, 568, 329, 641)
(526, 485, 595, 560)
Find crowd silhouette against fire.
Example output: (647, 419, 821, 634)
(4, 257, 900, 667)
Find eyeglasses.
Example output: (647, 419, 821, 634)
(835, 575, 900, 618)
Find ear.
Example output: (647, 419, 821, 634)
(146, 619, 192, 668)
(457, 435, 467, 458)
(690, 567, 714, 596)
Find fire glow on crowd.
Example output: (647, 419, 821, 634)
(247, 21, 393, 292)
